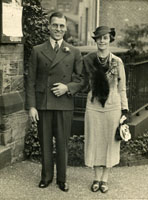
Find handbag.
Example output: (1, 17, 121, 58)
(115, 115, 131, 142)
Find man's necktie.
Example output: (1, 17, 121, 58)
(54, 41, 59, 53)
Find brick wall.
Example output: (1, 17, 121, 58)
(0, 44, 29, 167)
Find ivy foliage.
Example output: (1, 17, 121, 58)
(23, 0, 50, 73)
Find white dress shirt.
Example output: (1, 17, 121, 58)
(49, 37, 63, 49)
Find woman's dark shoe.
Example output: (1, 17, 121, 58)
(38, 180, 52, 188)
(56, 180, 69, 192)
(100, 181, 108, 193)
(91, 180, 100, 192)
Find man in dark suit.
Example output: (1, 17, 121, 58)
(26, 12, 84, 192)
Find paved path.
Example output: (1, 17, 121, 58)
(0, 160, 148, 200)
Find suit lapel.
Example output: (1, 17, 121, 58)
(41, 40, 55, 62)
(50, 41, 70, 69)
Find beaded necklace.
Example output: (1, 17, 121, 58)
(97, 53, 109, 66)
(97, 53, 110, 72)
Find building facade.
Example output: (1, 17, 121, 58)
(78, 0, 99, 45)
(99, 0, 148, 45)
(41, 0, 81, 14)
(57, 0, 80, 14)
(41, 0, 57, 11)
(79, 0, 148, 45)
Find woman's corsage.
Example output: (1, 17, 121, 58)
(106, 58, 118, 79)
(63, 47, 70, 53)
(110, 58, 118, 75)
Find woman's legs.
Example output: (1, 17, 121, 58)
(91, 166, 102, 192)
(100, 167, 110, 193)
(94, 166, 103, 181)
(94, 166, 110, 182)
(101, 167, 110, 182)
(92, 166, 110, 193)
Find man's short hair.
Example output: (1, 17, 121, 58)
(48, 11, 67, 24)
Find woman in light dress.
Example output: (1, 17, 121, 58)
(83, 26, 128, 193)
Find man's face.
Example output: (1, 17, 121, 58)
(49, 17, 67, 41)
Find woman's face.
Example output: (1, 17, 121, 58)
(96, 33, 110, 50)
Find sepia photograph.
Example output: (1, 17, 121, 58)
(0, 0, 148, 199)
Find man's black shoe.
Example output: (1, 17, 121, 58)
(38, 180, 52, 188)
(57, 181, 69, 192)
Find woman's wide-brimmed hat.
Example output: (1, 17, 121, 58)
(92, 26, 116, 42)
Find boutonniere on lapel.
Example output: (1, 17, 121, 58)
(63, 47, 70, 53)
(106, 58, 118, 79)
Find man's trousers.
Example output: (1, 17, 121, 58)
(37, 110, 73, 183)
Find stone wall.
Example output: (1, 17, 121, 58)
(0, 111, 29, 163)
(0, 44, 28, 168)
(0, 44, 24, 95)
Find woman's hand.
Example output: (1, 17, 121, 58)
(121, 109, 130, 123)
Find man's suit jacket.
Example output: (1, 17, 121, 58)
(26, 40, 84, 110)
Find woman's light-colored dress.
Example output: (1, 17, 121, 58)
(84, 52, 128, 168)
